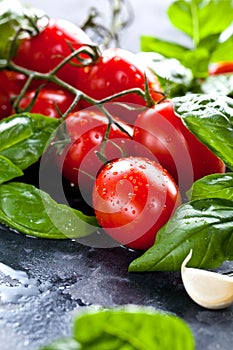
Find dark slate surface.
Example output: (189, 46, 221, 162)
(0, 1, 233, 349)
(0, 223, 233, 350)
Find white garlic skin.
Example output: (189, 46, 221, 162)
(181, 250, 233, 310)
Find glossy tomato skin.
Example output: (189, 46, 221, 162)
(208, 61, 233, 75)
(92, 157, 181, 250)
(56, 107, 134, 195)
(13, 18, 93, 86)
(133, 100, 225, 194)
(76, 48, 163, 122)
(16, 88, 75, 118)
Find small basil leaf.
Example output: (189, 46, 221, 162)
(129, 198, 233, 272)
(173, 94, 233, 170)
(188, 173, 233, 201)
(40, 338, 81, 350)
(73, 306, 194, 350)
(0, 182, 98, 239)
(0, 155, 23, 184)
(0, 113, 60, 170)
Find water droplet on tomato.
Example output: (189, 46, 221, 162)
(128, 192, 136, 200)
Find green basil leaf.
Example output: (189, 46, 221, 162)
(173, 94, 233, 170)
(40, 338, 81, 350)
(211, 36, 233, 63)
(188, 173, 233, 201)
(198, 33, 221, 54)
(181, 47, 210, 77)
(0, 113, 59, 170)
(73, 306, 194, 350)
(141, 36, 189, 62)
(167, 0, 233, 45)
(140, 36, 210, 77)
(201, 74, 233, 96)
(0, 114, 33, 151)
(129, 198, 233, 272)
(0, 182, 98, 239)
(0, 155, 23, 184)
(0, 0, 44, 61)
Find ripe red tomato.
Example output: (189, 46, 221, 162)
(92, 156, 181, 250)
(208, 61, 233, 75)
(133, 100, 225, 194)
(55, 106, 134, 196)
(13, 18, 93, 86)
(76, 48, 163, 122)
(16, 88, 75, 118)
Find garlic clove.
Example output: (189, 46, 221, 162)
(181, 250, 233, 310)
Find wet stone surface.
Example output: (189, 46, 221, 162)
(0, 224, 233, 350)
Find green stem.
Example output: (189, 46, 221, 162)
(191, 0, 200, 48)
(7, 60, 147, 113)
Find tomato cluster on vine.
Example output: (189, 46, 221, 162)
(0, 17, 226, 250)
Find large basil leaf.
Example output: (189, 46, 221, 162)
(0, 113, 59, 171)
(188, 173, 233, 201)
(167, 0, 233, 44)
(73, 306, 194, 350)
(173, 94, 233, 170)
(0, 182, 98, 239)
(129, 198, 233, 272)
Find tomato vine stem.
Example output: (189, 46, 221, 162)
(6, 47, 148, 116)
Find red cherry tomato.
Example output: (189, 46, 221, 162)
(92, 156, 181, 250)
(76, 48, 163, 122)
(13, 18, 93, 86)
(208, 61, 233, 75)
(55, 106, 134, 195)
(16, 88, 75, 118)
(133, 100, 225, 194)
